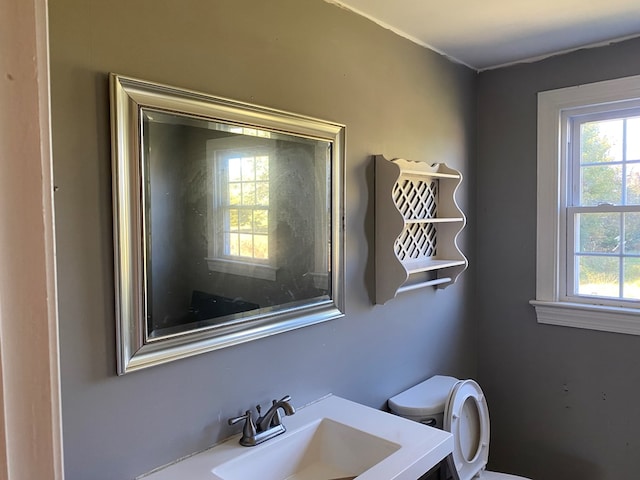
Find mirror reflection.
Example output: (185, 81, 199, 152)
(143, 110, 332, 338)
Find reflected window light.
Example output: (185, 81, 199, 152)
(225, 125, 272, 138)
(220, 153, 270, 262)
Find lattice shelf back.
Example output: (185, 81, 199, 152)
(393, 177, 438, 260)
(395, 222, 437, 260)
(393, 178, 438, 220)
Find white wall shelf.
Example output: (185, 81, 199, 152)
(403, 258, 467, 274)
(374, 155, 467, 304)
(405, 218, 465, 224)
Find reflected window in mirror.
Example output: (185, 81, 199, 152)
(208, 143, 276, 280)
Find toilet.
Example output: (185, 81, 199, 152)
(388, 375, 531, 480)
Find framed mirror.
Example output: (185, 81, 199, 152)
(110, 74, 345, 374)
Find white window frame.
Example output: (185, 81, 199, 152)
(532, 74, 640, 335)
(205, 137, 278, 281)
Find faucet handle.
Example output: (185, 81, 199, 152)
(228, 410, 251, 425)
(228, 409, 257, 439)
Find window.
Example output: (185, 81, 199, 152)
(568, 111, 640, 302)
(218, 152, 270, 261)
(205, 141, 277, 281)
(532, 74, 640, 335)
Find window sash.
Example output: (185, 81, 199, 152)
(569, 107, 640, 209)
(566, 205, 640, 306)
(220, 205, 270, 262)
(564, 107, 640, 306)
(214, 150, 273, 265)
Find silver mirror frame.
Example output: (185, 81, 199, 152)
(110, 74, 345, 374)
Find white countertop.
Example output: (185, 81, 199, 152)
(140, 394, 452, 480)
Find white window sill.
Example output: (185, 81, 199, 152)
(206, 257, 277, 281)
(530, 300, 640, 336)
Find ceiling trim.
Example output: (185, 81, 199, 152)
(325, 0, 640, 72)
(481, 32, 640, 71)
(324, 0, 474, 69)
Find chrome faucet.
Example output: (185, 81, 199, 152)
(228, 395, 295, 447)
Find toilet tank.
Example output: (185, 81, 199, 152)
(388, 375, 459, 429)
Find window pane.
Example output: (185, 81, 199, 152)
(228, 183, 241, 205)
(577, 255, 619, 298)
(624, 212, 640, 254)
(255, 156, 269, 181)
(254, 209, 268, 233)
(227, 233, 239, 256)
(627, 117, 640, 161)
(577, 212, 620, 253)
(580, 120, 622, 164)
(626, 163, 640, 204)
(228, 157, 242, 182)
(241, 182, 255, 205)
(581, 120, 622, 164)
(228, 209, 239, 231)
(623, 257, 640, 300)
(238, 210, 252, 232)
(239, 234, 253, 257)
(580, 164, 622, 205)
(253, 235, 268, 259)
(256, 181, 269, 206)
(241, 157, 255, 181)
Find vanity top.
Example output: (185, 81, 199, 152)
(139, 394, 452, 480)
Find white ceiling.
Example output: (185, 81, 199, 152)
(328, 0, 640, 70)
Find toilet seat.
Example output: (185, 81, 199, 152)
(444, 379, 491, 480)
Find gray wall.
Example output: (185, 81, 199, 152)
(49, 1, 476, 478)
(477, 38, 640, 479)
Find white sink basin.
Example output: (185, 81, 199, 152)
(213, 418, 399, 480)
(140, 395, 453, 480)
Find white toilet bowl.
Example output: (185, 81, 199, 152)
(388, 375, 531, 480)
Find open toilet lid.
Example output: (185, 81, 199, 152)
(444, 379, 490, 480)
